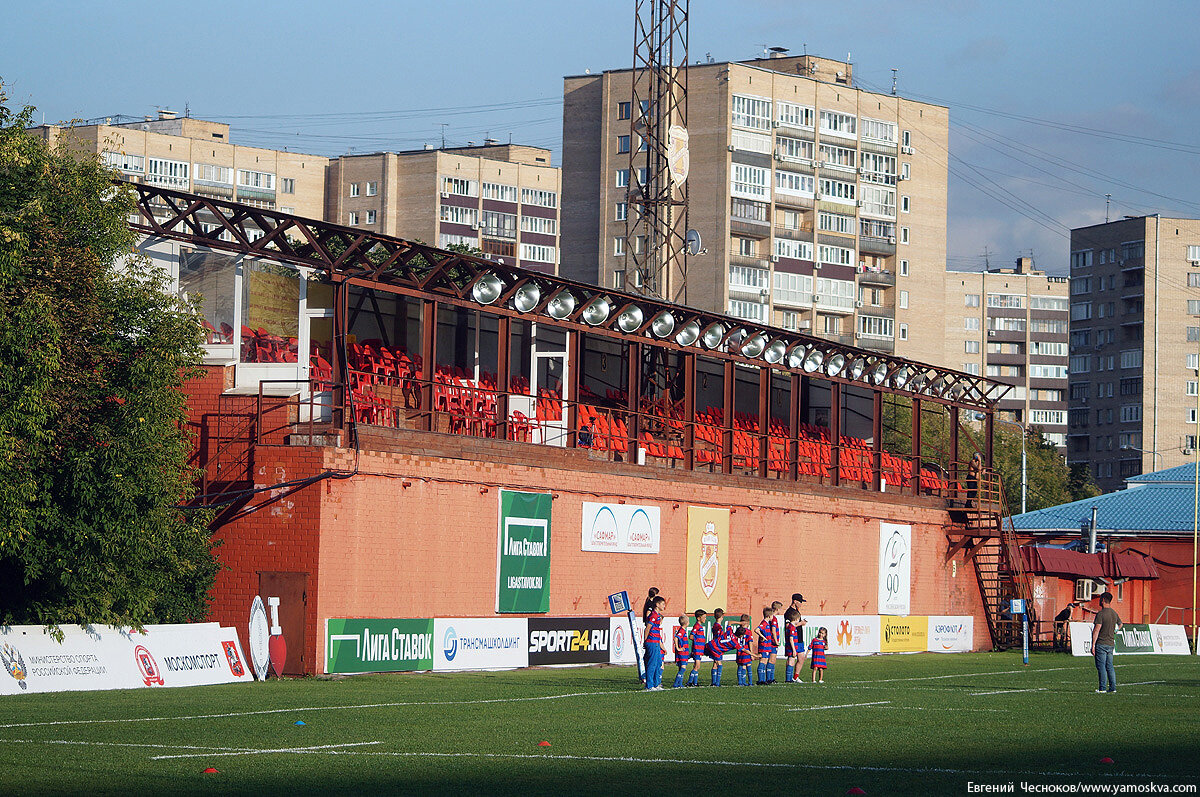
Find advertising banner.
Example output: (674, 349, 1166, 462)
(0, 624, 251, 695)
(581, 502, 660, 554)
(1114, 623, 1155, 654)
(1069, 621, 1093, 656)
(927, 616, 974, 653)
(497, 490, 552, 613)
(802, 616, 881, 656)
(433, 618, 528, 671)
(878, 522, 912, 616)
(609, 615, 641, 665)
(880, 615, 928, 653)
(1149, 624, 1191, 655)
(686, 507, 730, 611)
(324, 619, 434, 674)
(528, 617, 611, 665)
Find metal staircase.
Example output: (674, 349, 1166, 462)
(945, 465, 1037, 650)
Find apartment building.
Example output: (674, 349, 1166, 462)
(326, 144, 561, 274)
(33, 112, 329, 218)
(1067, 215, 1200, 492)
(562, 53, 949, 360)
(945, 258, 1069, 448)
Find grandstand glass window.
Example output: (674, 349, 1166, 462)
(732, 95, 772, 130)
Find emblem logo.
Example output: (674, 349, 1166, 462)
(2, 643, 28, 690)
(837, 620, 852, 647)
(699, 521, 719, 598)
(222, 640, 246, 677)
(613, 624, 626, 658)
(248, 595, 270, 681)
(135, 645, 164, 686)
(443, 627, 458, 662)
(667, 125, 690, 184)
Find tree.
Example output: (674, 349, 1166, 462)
(0, 88, 218, 628)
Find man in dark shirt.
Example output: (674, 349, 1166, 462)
(1090, 591, 1122, 693)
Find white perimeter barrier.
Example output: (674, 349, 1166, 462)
(0, 623, 252, 695)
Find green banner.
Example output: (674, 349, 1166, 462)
(1114, 623, 1155, 654)
(325, 619, 434, 674)
(497, 490, 552, 613)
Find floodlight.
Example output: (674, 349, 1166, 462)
(675, 320, 700, 346)
(701, 323, 727, 349)
(581, 296, 613, 326)
(763, 340, 786, 364)
(546, 290, 577, 320)
(615, 305, 644, 333)
(650, 311, 676, 338)
(471, 272, 504, 305)
(510, 282, 541, 313)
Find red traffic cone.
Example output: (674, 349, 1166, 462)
(203, 768, 220, 774)
(537, 741, 551, 747)
(1099, 757, 1114, 764)
(847, 789, 867, 795)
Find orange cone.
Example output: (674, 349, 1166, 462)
(203, 768, 219, 774)
(537, 741, 551, 747)
(1099, 757, 1114, 764)
(847, 789, 867, 795)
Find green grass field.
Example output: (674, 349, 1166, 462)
(0, 652, 1196, 795)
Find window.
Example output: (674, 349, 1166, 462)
(987, 294, 1025, 309)
(899, 290, 909, 309)
(775, 170, 814, 197)
(986, 364, 1022, 378)
(1190, 354, 1199, 370)
(146, 157, 189, 187)
(440, 233, 476, 249)
(366, 181, 377, 197)
(860, 152, 897, 186)
(731, 130, 772, 154)
(818, 211, 855, 235)
(781, 310, 799, 330)
(773, 271, 814, 306)
(1071, 276, 1091, 295)
(901, 130, 911, 148)
(349, 182, 360, 197)
(732, 164, 770, 199)
(1120, 405, 1142, 423)
(481, 210, 517, 238)
(988, 341, 1024, 355)
(965, 294, 980, 307)
(818, 143, 856, 170)
(1186, 244, 1200, 262)
(614, 237, 625, 256)
(616, 169, 629, 188)
(732, 94, 772, 130)
(280, 177, 295, 194)
(774, 238, 814, 261)
(731, 198, 768, 222)
(1071, 302, 1092, 321)
(863, 287, 883, 306)
(899, 259, 909, 277)
(1030, 364, 1068, 379)
(900, 227, 910, 244)
(365, 210, 376, 224)
(235, 169, 274, 191)
(441, 205, 478, 226)
(819, 110, 857, 138)
(776, 136, 815, 162)
(1189, 300, 1200, 316)
(442, 177, 477, 196)
(729, 266, 769, 290)
(102, 151, 144, 173)
(900, 162, 911, 180)
(1031, 319, 1068, 334)
(615, 202, 627, 221)
(818, 244, 853, 266)
(965, 317, 980, 331)
(279, 207, 294, 215)
(899, 323, 908, 341)
(736, 237, 756, 257)
(857, 315, 894, 339)
(1070, 250, 1094, 269)
(521, 188, 557, 208)
(1030, 410, 1066, 426)
(965, 340, 980, 354)
(860, 117, 896, 144)
(989, 316, 1026, 332)
(194, 163, 233, 184)
(617, 135, 631, 153)
(1031, 341, 1069, 356)
(1032, 388, 1064, 402)
(728, 299, 768, 321)
(520, 243, 555, 264)
(1030, 296, 1067, 311)
(1120, 349, 1142, 369)
(617, 101, 631, 120)
(348, 211, 359, 226)
(612, 269, 625, 288)
(818, 177, 856, 203)
(483, 182, 519, 202)
(900, 196, 910, 213)
(1121, 241, 1144, 260)
(521, 216, 557, 235)
(776, 101, 814, 128)
(859, 185, 895, 217)
(815, 277, 856, 309)
(1069, 355, 1091, 374)
(1121, 377, 1143, 396)
(1189, 381, 1198, 397)
(963, 362, 981, 375)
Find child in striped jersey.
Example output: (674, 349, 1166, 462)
(754, 606, 777, 685)
(671, 615, 690, 688)
(809, 626, 828, 683)
(783, 608, 803, 684)
(734, 625, 754, 686)
(642, 595, 666, 690)
(705, 609, 735, 686)
(687, 609, 708, 686)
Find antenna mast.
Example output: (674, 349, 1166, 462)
(626, 0, 689, 303)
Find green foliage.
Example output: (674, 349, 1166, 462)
(0, 87, 218, 627)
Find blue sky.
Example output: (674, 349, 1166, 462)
(4, 0, 1198, 274)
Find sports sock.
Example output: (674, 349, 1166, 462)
(757, 662, 766, 683)
(785, 664, 794, 682)
(673, 666, 685, 688)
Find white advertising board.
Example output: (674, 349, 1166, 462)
(1150, 624, 1191, 655)
(581, 502, 660, 554)
(0, 624, 251, 695)
(800, 616, 881, 656)
(432, 618, 528, 671)
(927, 616, 974, 653)
(609, 616, 640, 665)
(879, 522, 912, 616)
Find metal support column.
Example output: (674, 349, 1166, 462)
(627, 341, 642, 459)
(331, 280, 349, 432)
(912, 397, 923, 496)
(757, 367, 770, 478)
(949, 404, 960, 488)
(683, 352, 696, 470)
(420, 299, 437, 432)
(722, 360, 734, 474)
(830, 381, 842, 486)
(872, 390, 883, 492)
(788, 373, 801, 481)
(567, 331, 582, 448)
(496, 315, 511, 441)
(985, 411, 995, 469)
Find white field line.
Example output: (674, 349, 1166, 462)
(0, 689, 631, 730)
(0, 739, 381, 758)
(970, 688, 1047, 696)
(840, 661, 1163, 685)
(151, 742, 381, 760)
(786, 701, 891, 712)
(220, 749, 1162, 780)
(1120, 680, 1166, 686)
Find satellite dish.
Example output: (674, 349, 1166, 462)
(685, 229, 703, 256)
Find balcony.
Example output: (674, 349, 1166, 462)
(729, 254, 769, 269)
(856, 267, 896, 286)
(731, 216, 771, 238)
(774, 221, 814, 239)
(773, 193, 814, 210)
(858, 236, 897, 257)
(814, 332, 855, 346)
(856, 336, 895, 354)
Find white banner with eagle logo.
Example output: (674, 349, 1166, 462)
(878, 522, 912, 616)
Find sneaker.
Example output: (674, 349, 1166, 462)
(1095, 689, 1107, 693)
(1106, 689, 1116, 693)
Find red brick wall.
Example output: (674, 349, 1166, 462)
(198, 442, 988, 674)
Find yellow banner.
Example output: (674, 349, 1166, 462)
(686, 507, 729, 612)
(880, 615, 928, 653)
